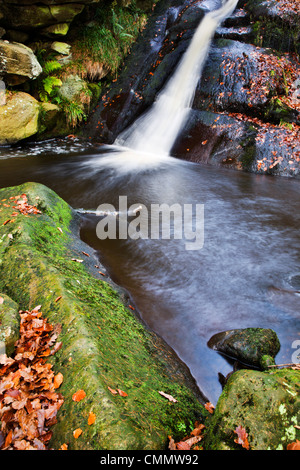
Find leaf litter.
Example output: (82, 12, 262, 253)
(0, 306, 64, 450)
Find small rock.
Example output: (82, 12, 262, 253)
(51, 41, 71, 56)
(208, 327, 280, 369)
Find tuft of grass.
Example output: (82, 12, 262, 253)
(69, 3, 147, 79)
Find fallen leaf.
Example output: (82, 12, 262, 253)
(73, 428, 83, 439)
(55, 296, 62, 303)
(108, 386, 118, 395)
(287, 440, 300, 450)
(168, 436, 177, 450)
(158, 391, 177, 403)
(0, 296, 4, 304)
(72, 389, 86, 402)
(81, 251, 90, 257)
(71, 259, 84, 263)
(117, 389, 128, 397)
(88, 411, 96, 425)
(57, 227, 63, 234)
(60, 443, 68, 450)
(204, 402, 215, 414)
(234, 425, 250, 450)
(54, 372, 63, 389)
(176, 440, 191, 450)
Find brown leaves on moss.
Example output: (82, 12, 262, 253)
(168, 422, 205, 450)
(0, 306, 64, 450)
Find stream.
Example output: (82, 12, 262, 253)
(0, 0, 299, 405)
(0, 140, 299, 403)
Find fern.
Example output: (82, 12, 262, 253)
(42, 76, 62, 96)
(43, 60, 62, 75)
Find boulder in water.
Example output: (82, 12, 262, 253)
(208, 327, 280, 369)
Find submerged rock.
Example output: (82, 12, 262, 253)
(208, 327, 280, 369)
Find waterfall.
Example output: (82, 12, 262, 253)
(115, 0, 239, 156)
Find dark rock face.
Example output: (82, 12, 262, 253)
(84, 0, 299, 178)
(207, 327, 281, 368)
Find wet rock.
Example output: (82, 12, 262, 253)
(0, 92, 40, 144)
(0, 3, 85, 32)
(0, 40, 42, 85)
(0, 294, 19, 357)
(207, 327, 280, 369)
(244, 0, 300, 55)
(204, 368, 300, 450)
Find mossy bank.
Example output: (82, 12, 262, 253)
(0, 182, 208, 450)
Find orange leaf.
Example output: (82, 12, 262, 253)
(117, 389, 128, 397)
(72, 389, 86, 402)
(204, 402, 215, 414)
(201, 140, 208, 145)
(234, 425, 250, 450)
(60, 443, 68, 450)
(108, 386, 118, 395)
(287, 440, 300, 450)
(54, 372, 64, 389)
(73, 428, 83, 439)
(88, 411, 96, 425)
(176, 440, 191, 450)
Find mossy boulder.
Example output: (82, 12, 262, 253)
(204, 368, 300, 450)
(0, 182, 207, 450)
(208, 327, 280, 369)
(0, 293, 19, 356)
(0, 92, 40, 144)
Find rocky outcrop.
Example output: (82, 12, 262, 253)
(0, 1, 97, 38)
(0, 40, 42, 85)
(85, 0, 300, 178)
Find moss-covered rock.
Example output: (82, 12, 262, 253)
(0, 182, 207, 450)
(208, 327, 280, 369)
(0, 293, 19, 356)
(204, 368, 300, 450)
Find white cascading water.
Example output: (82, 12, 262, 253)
(115, 0, 239, 157)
